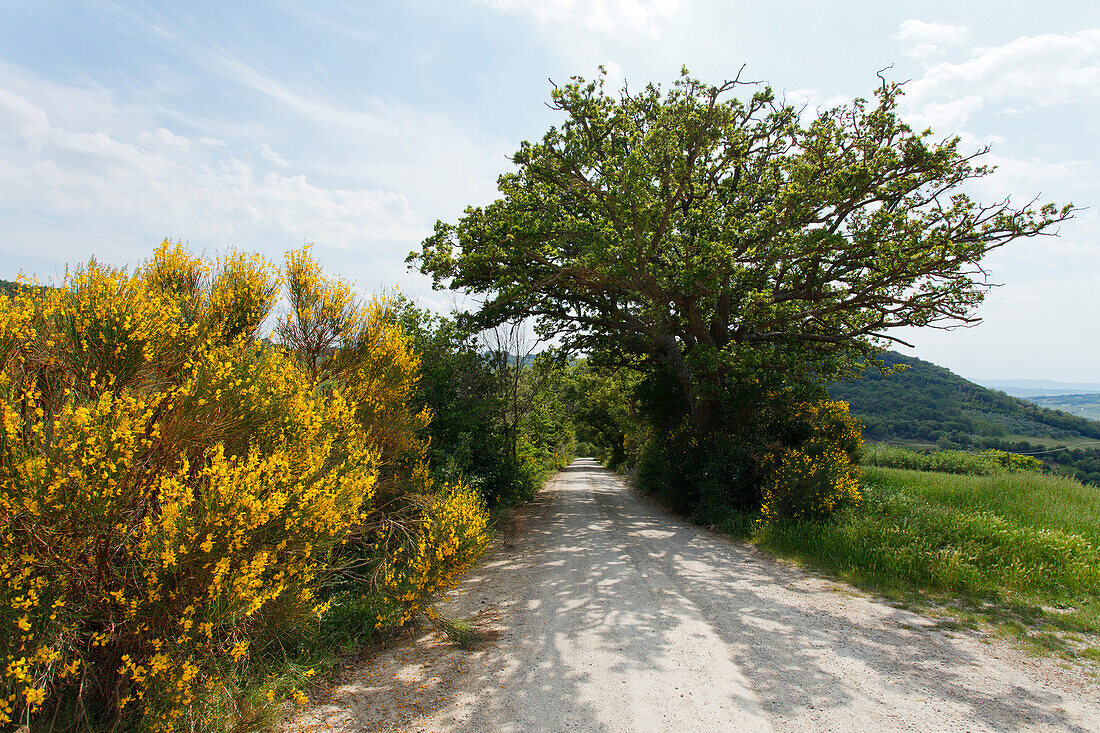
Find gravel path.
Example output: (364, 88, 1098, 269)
(287, 458, 1100, 732)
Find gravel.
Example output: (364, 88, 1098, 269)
(286, 458, 1100, 732)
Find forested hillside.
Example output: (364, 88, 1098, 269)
(830, 352, 1100, 484)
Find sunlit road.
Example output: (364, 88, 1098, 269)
(291, 459, 1100, 732)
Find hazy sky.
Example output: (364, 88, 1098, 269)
(1, 1, 1098, 381)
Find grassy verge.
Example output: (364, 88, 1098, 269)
(722, 465, 1100, 659)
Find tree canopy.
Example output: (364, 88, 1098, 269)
(411, 69, 1072, 432)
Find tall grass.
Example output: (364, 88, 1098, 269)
(735, 466, 1100, 653)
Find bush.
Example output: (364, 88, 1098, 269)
(759, 400, 863, 521)
(982, 449, 1044, 473)
(761, 436, 863, 521)
(0, 242, 490, 731)
(373, 484, 490, 629)
(862, 444, 1045, 476)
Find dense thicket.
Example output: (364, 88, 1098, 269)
(0, 244, 490, 731)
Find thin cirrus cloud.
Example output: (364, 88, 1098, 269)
(0, 62, 427, 276)
(189, 45, 512, 217)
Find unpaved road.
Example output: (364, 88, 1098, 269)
(288, 459, 1100, 732)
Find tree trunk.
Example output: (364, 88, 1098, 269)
(658, 335, 718, 434)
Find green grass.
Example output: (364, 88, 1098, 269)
(186, 590, 392, 732)
(430, 612, 480, 649)
(726, 466, 1100, 658)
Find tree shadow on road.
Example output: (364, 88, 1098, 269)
(294, 458, 1095, 732)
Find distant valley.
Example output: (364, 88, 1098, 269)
(830, 352, 1100, 486)
(971, 379, 1100, 421)
(1025, 394, 1100, 421)
(975, 378, 1100, 398)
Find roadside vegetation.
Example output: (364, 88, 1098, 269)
(0, 243, 569, 731)
(748, 464, 1100, 658)
(571, 368, 1100, 657)
(861, 443, 1044, 475)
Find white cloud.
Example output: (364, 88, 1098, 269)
(783, 88, 850, 112)
(891, 28, 1097, 215)
(976, 154, 1090, 198)
(195, 49, 511, 216)
(0, 65, 427, 274)
(145, 127, 194, 151)
(893, 19, 970, 61)
(477, 0, 680, 39)
(903, 94, 984, 135)
(0, 87, 50, 145)
(601, 61, 625, 89)
(907, 29, 1100, 106)
(259, 142, 289, 168)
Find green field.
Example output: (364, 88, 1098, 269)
(728, 464, 1100, 658)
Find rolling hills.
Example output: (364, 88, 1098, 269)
(829, 352, 1100, 485)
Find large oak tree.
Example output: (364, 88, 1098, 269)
(410, 69, 1072, 433)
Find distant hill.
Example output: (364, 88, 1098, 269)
(1027, 394, 1100, 421)
(1, 278, 50, 299)
(830, 352, 1100, 485)
(974, 378, 1100, 397)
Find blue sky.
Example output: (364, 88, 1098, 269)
(1, 0, 1098, 381)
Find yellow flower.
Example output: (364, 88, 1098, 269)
(23, 686, 46, 706)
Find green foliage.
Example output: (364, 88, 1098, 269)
(393, 298, 574, 507)
(411, 67, 1070, 515)
(747, 466, 1100, 651)
(983, 449, 1044, 472)
(832, 351, 1100, 485)
(863, 444, 1000, 475)
(393, 299, 511, 498)
(565, 359, 639, 468)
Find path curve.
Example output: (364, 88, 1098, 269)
(288, 459, 1100, 732)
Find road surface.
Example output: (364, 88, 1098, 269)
(287, 458, 1100, 732)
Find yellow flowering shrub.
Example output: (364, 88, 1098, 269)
(0, 241, 492, 730)
(0, 244, 376, 730)
(760, 400, 863, 522)
(373, 484, 491, 629)
(275, 248, 489, 630)
(277, 248, 431, 496)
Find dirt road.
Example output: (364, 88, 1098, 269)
(288, 459, 1100, 732)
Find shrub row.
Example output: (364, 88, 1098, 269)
(861, 444, 1044, 476)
